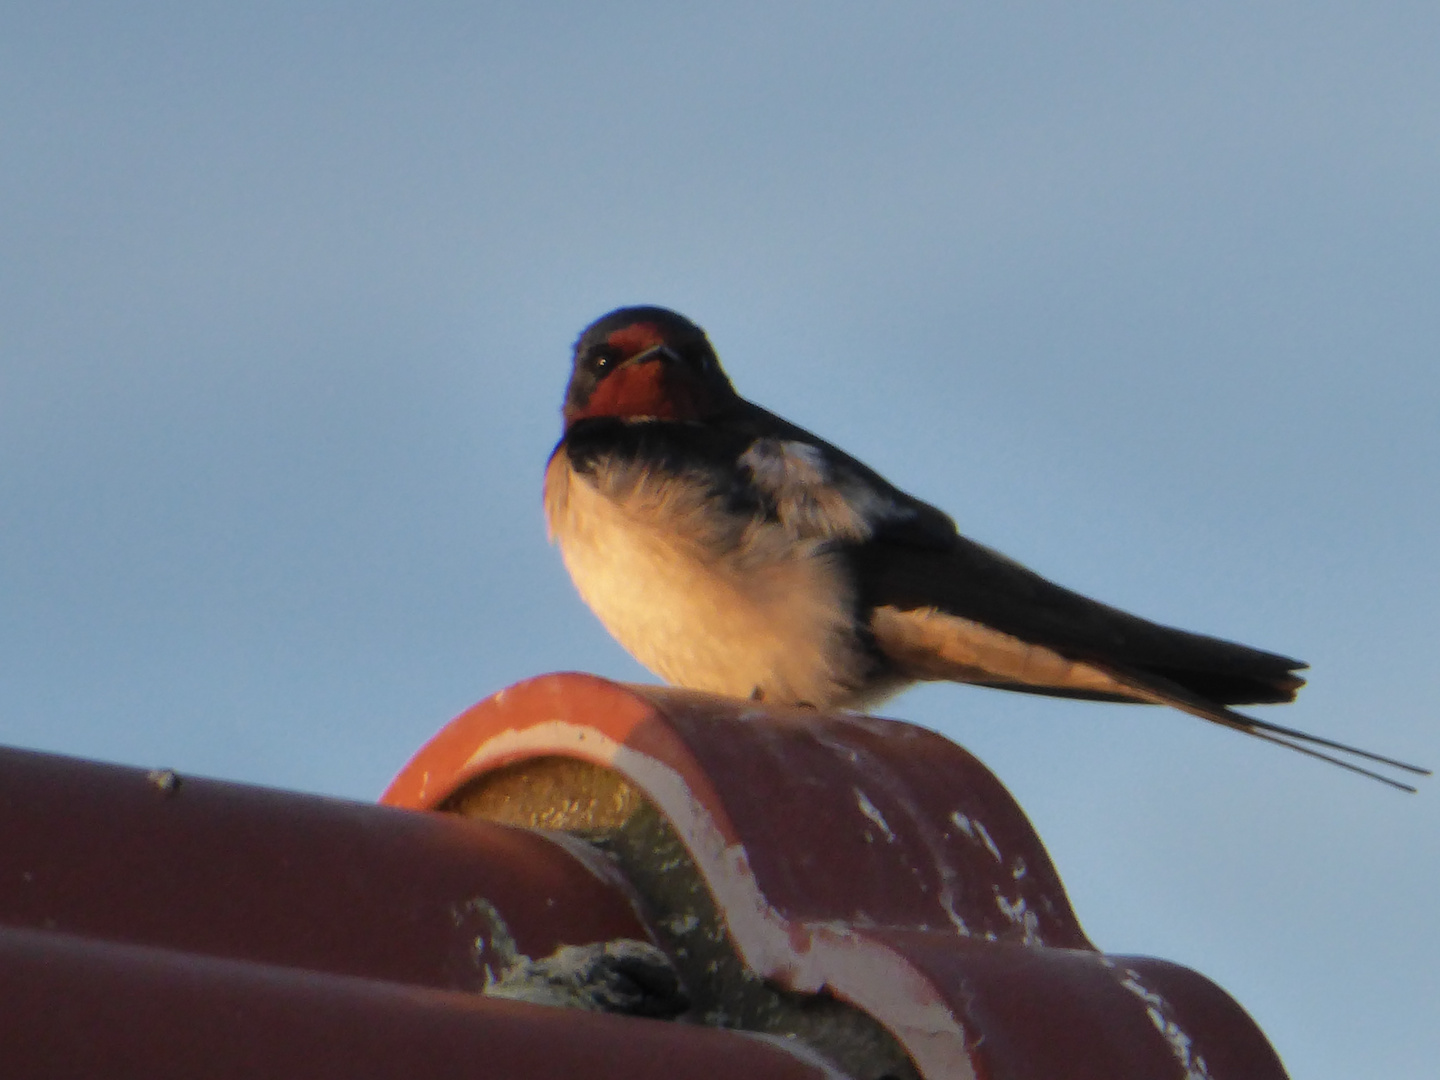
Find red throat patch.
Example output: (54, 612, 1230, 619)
(569, 358, 706, 423)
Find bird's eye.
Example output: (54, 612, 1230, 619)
(590, 347, 620, 372)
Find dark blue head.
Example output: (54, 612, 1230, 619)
(564, 306, 737, 427)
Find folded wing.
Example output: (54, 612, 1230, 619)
(854, 523, 1426, 790)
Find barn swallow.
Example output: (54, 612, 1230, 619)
(545, 306, 1428, 791)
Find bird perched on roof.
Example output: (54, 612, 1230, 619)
(544, 305, 1427, 790)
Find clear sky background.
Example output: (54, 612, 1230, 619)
(2, 4, 1436, 1076)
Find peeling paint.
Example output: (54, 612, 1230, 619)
(811, 730, 862, 765)
(451, 719, 977, 1080)
(852, 789, 896, 843)
(383, 677, 1286, 1080)
(1114, 966, 1213, 1080)
(971, 820, 1001, 862)
(935, 865, 972, 938)
(948, 811, 1001, 861)
(992, 893, 1042, 946)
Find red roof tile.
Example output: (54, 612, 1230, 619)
(0, 743, 647, 989)
(0, 924, 831, 1079)
(0, 673, 1290, 1079)
(385, 673, 1290, 1080)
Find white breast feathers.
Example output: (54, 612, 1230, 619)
(544, 446, 898, 708)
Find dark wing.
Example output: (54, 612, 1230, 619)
(719, 400, 1305, 703)
(844, 471, 1428, 789)
(725, 399, 1310, 702)
(852, 525, 1307, 706)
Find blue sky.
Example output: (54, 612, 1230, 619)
(2, 4, 1437, 1076)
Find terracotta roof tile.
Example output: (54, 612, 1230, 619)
(0, 743, 647, 990)
(0, 673, 1290, 1078)
(385, 673, 1290, 1080)
(0, 924, 832, 1079)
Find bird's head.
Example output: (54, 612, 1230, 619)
(562, 306, 738, 428)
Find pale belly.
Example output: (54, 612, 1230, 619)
(545, 455, 889, 708)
